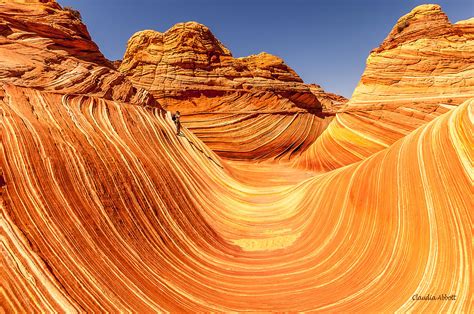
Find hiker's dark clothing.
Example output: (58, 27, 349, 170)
(173, 112, 181, 135)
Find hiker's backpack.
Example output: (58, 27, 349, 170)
(172, 114, 176, 122)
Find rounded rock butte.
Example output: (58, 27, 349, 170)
(119, 21, 347, 161)
(1, 1, 473, 312)
(295, 4, 474, 171)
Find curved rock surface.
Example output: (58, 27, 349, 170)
(296, 4, 474, 171)
(1, 2, 473, 313)
(1, 84, 472, 312)
(119, 22, 346, 160)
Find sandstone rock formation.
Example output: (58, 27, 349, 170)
(1, 2, 472, 313)
(350, 4, 474, 107)
(119, 22, 347, 160)
(295, 4, 474, 171)
(2, 83, 472, 312)
(0, 0, 158, 106)
(119, 22, 334, 108)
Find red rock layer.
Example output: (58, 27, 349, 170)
(119, 22, 346, 160)
(1, 83, 472, 312)
(295, 5, 474, 171)
(0, 0, 158, 106)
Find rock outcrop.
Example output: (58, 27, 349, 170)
(295, 4, 474, 171)
(119, 22, 346, 160)
(350, 4, 474, 107)
(120, 22, 342, 109)
(0, 0, 158, 106)
(1, 2, 472, 313)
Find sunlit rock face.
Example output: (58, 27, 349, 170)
(295, 4, 474, 171)
(2, 84, 472, 312)
(119, 22, 347, 161)
(0, 0, 158, 106)
(351, 4, 474, 107)
(119, 22, 332, 107)
(1, 2, 473, 313)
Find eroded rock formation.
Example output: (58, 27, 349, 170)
(119, 22, 347, 160)
(119, 22, 337, 107)
(351, 4, 474, 107)
(1, 2, 472, 312)
(0, 0, 158, 106)
(295, 4, 474, 171)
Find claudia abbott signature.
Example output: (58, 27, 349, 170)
(412, 294, 457, 301)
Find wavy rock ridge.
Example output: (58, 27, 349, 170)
(295, 4, 474, 171)
(119, 22, 346, 161)
(2, 84, 472, 312)
(1, 2, 473, 312)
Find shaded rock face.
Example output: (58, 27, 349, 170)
(119, 21, 347, 161)
(350, 4, 474, 108)
(0, 0, 159, 107)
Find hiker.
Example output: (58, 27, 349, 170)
(172, 111, 181, 135)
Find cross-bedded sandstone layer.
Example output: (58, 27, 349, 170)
(295, 4, 474, 171)
(119, 22, 346, 161)
(1, 84, 472, 312)
(1, 1, 473, 312)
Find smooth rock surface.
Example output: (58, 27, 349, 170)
(2, 84, 472, 312)
(1, 2, 472, 313)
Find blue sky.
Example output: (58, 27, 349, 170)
(57, 0, 473, 98)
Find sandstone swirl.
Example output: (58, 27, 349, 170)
(119, 22, 346, 160)
(1, 1, 473, 313)
(296, 4, 474, 171)
(2, 84, 472, 312)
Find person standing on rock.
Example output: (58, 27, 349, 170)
(172, 111, 182, 136)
